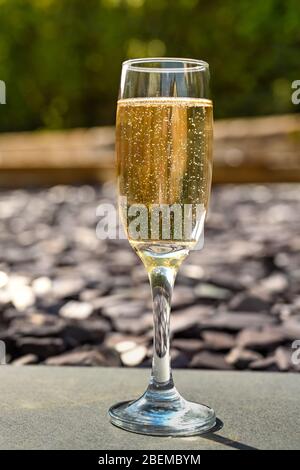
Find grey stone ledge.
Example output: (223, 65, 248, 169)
(0, 366, 299, 450)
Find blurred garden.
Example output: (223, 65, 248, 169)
(0, 0, 299, 133)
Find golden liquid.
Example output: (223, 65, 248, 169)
(116, 97, 213, 269)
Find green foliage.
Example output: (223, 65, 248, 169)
(0, 0, 299, 131)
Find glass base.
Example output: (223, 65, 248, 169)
(109, 382, 216, 437)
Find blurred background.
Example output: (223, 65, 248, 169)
(1, 0, 300, 132)
(0, 0, 299, 371)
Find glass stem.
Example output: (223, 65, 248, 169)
(148, 266, 177, 387)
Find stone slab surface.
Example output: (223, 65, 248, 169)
(0, 366, 299, 450)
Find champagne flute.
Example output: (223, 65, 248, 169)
(109, 58, 216, 436)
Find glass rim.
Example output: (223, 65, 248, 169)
(122, 57, 209, 73)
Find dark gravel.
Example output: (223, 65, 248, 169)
(0, 183, 300, 371)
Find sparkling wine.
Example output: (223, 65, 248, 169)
(116, 97, 213, 265)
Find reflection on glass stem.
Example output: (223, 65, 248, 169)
(150, 266, 175, 383)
